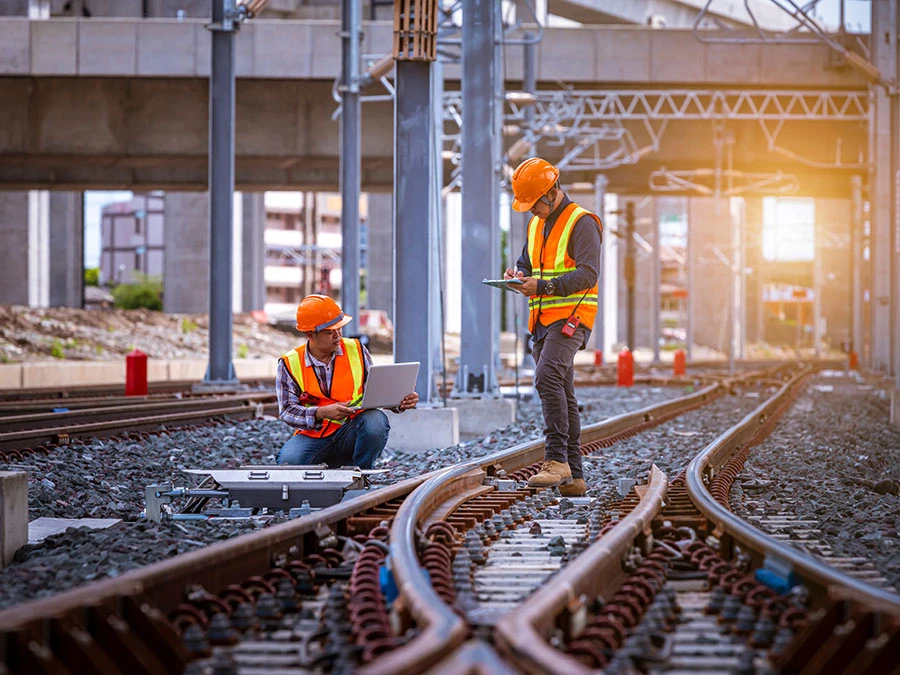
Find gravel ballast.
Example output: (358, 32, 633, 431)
(6, 375, 895, 613)
(0, 385, 688, 610)
(731, 371, 900, 591)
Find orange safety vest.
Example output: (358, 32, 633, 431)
(280, 338, 365, 438)
(527, 202, 603, 333)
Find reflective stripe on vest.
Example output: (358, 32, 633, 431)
(526, 202, 602, 332)
(280, 337, 365, 438)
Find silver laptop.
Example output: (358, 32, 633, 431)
(352, 362, 420, 410)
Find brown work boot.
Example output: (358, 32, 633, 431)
(528, 460, 572, 487)
(558, 478, 586, 497)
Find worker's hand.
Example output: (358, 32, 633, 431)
(503, 268, 525, 281)
(317, 402, 356, 421)
(398, 392, 419, 411)
(514, 277, 540, 297)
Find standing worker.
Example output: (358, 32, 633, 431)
(504, 157, 602, 497)
(276, 295, 419, 468)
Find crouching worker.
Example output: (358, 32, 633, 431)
(276, 294, 418, 468)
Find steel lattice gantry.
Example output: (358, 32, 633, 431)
(443, 88, 869, 180)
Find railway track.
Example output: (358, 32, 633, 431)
(2, 361, 888, 674)
(0, 391, 279, 458)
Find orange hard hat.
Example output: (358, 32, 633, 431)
(296, 294, 352, 332)
(511, 157, 560, 212)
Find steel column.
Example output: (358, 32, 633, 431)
(625, 201, 636, 352)
(851, 175, 864, 359)
(456, 0, 500, 395)
(511, 30, 537, 370)
(394, 60, 436, 403)
(651, 198, 661, 363)
(728, 199, 736, 374)
(593, 175, 608, 363)
(871, 1, 895, 373)
(204, 0, 237, 386)
(340, 0, 362, 333)
(813, 207, 822, 359)
(686, 199, 694, 360)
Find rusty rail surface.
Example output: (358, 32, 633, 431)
(6, 369, 815, 673)
(0, 398, 278, 455)
(686, 366, 900, 615)
(0, 477, 430, 634)
(0, 379, 273, 403)
(359, 384, 727, 674)
(0, 392, 275, 432)
(494, 465, 668, 675)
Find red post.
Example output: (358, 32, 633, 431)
(594, 350, 603, 367)
(617, 349, 634, 387)
(673, 349, 686, 376)
(849, 351, 858, 370)
(126, 349, 148, 396)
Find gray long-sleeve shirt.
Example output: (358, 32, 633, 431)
(515, 195, 603, 344)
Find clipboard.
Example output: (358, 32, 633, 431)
(482, 278, 525, 292)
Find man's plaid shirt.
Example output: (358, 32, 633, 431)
(276, 341, 373, 431)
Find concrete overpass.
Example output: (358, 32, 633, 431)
(0, 18, 869, 195)
(549, 0, 797, 30)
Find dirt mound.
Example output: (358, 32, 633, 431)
(0, 305, 305, 363)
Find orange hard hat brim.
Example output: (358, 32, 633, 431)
(511, 196, 536, 213)
(332, 313, 353, 330)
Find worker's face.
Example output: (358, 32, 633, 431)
(307, 327, 342, 353)
(529, 188, 557, 219)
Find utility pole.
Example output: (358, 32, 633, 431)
(202, 0, 239, 388)
(624, 200, 636, 351)
(340, 0, 362, 334)
(593, 175, 608, 363)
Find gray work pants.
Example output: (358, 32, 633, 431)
(532, 323, 589, 479)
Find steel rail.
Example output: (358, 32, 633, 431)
(0, 393, 196, 415)
(362, 383, 724, 674)
(494, 465, 668, 675)
(686, 367, 900, 615)
(0, 401, 278, 453)
(0, 393, 275, 432)
(0, 372, 784, 671)
(0, 475, 431, 634)
(0, 379, 271, 403)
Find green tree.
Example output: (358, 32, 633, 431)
(112, 274, 163, 311)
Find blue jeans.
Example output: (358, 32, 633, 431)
(277, 409, 390, 469)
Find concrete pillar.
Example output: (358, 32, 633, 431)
(0, 471, 27, 569)
(366, 191, 393, 318)
(688, 197, 731, 355)
(240, 192, 265, 312)
(621, 197, 655, 353)
(744, 197, 765, 345)
(49, 192, 84, 308)
(163, 192, 209, 314)
(815, 198, 852, 356)
(0, 192, 30, 305)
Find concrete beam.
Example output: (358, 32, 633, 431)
(0, 18, 867, 88)
(549, 0, 796, 30)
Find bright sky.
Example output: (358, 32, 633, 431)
(772, 0, 870, 33)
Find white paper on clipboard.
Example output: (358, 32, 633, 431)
(481, 278, 525, 292)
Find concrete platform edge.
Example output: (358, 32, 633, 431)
(0, 359, 278, 390)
